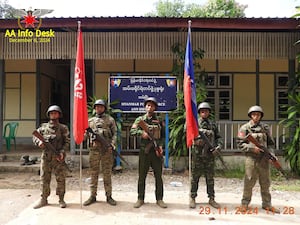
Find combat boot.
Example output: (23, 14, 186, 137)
(133, 199, 144, 208)
(240, 204, 249, 211)
(209, 198, 220, 209)
(262, 206, 280, 214)
(33, 198, 48, 209)
(59, 195, 67, 208)
(156, 200, 167, 208)
(83, 196, 96, 206)
(106, 196, 117, 206)
(189, 198, 196, 208)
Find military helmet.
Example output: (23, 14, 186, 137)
(46, 105, 62, 117)
(93, 99, 107, 109)
(144, 97, 158, 109)
(248, 105, 264, 118)
(197, 102, 211, 112)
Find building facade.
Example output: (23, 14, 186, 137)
(0, 17, 299, 152)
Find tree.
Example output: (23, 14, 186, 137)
(0, 0, 15, 18)
(199, 0, 247, 18)
(278, 6, 300, 176)
(146, 0, 185, 17)
(146, 0, 247, 18)
(280, 72, 300, 176)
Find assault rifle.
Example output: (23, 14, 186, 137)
(138, 120, 163, 157)
(197, 130, 228, 170)
(246, 134, 288, 180)
(32, 130, 71, 172)
(86, 127, 130, 168)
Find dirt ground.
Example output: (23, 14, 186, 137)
(0, 169, 299, 225)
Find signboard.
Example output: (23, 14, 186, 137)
(109, 76, 178, 113)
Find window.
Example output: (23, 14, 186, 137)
(206, 74, 232, 120)
(276, 74, 288, 120)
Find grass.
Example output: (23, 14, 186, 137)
(215, 167, 300, 192)
(272, 181, 300, 192)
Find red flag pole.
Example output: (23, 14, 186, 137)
(73, 20, 88, 208)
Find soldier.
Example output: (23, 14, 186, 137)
(83, 99, 117, 206)
(190, 102, 223, 209)
(130, 97, 167, 208)
(32, 105, 70, 209)
(237, 105, 280, 213)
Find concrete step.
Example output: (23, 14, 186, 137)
(1, 148, 41, 173)
(0, 161, 40, 173)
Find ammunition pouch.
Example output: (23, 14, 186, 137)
(148, 125, 161, 139)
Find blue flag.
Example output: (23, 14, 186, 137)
(183, 23, 199, 147)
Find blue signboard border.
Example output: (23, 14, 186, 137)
(108, 76, 178, 113)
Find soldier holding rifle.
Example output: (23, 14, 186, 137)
(32, 105, 70, 209)
(83, 99, 117, 206)
(130, 97, 167, 208)
(237, 105, 280, 213)
(190, 102, 223, 209)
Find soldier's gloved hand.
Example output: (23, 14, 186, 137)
(212, 146, 221, 157)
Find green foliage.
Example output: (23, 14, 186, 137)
(168, 42, 207, 159)
(146, 0, 247, 18)
(279, 87, 300, 176)
(0, 0, 15, 18)
(279, 7, 300, 176)
(199, 0, 247, 18)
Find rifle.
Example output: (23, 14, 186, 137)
(86, 127, 131, 168)
(197, 130, 229, 170)
(138, 120, 163, 157)
(32, 130, 71, 172)
(246, 134, 288, 180)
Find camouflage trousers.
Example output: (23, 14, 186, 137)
(137, 147, 164, 201)
(190, 153, 215, 199)
(40, 150, 66, 199)
(241, 156, 271, 208)
(88, 148, 113, 197)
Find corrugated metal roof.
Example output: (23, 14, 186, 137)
(0, 17, 299, 32)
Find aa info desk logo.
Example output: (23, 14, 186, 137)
(4, 8, 55, 43)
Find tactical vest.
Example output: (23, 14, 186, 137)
(143, 115, 161, 139)
(244, 122, 268, 148)
(89, 114, 113, 139)
(39, 122, 67, 151)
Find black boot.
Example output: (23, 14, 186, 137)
(209, 198, 220, 209)
(33, 198, 48, 209)
(59, 195, 67, 208)
(83, 196, 96, 206)
(106, 196, 117, 206)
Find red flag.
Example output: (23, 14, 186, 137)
(73, 21, 88, 145)
(184, 22, 199, 148)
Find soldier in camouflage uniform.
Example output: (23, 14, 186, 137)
(237, 105, 280, 213)
(33, 105, 70, 209)
(190, 102, 223, 209)
(83, 99, 117, 206)
(130, 97, 167, 208)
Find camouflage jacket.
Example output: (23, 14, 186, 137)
(33, 121, 70, 153)
(194, 118, 223, 154)
(88, 113, 117, 148)
(130, 114, 164, 147)
(237, 120, 275, 157)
